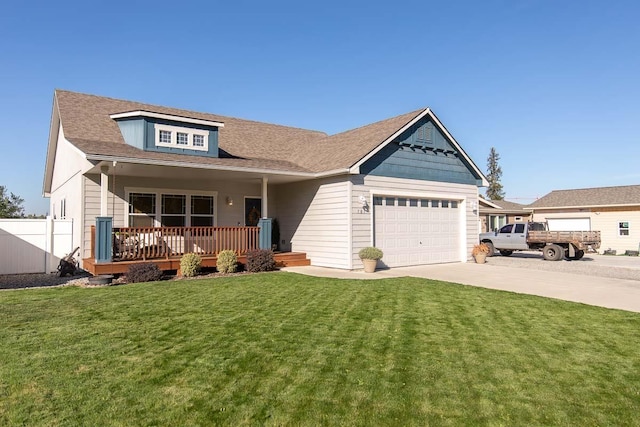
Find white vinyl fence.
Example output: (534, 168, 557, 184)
(0, 218, 73, 275)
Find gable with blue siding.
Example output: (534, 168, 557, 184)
(360, 117, 481, 185)
(113, 117, 219, 158)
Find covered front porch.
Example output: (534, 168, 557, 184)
(80, 160, 313, 275)
(84, 224, 309, 275)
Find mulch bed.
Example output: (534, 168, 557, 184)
(0, 269, 266, 290)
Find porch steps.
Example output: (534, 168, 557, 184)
(274, 252, 311, 267)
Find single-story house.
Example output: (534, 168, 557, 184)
(43, 90, 488, 274)
(479, 199, 531, 232)
(528, 185, 640, 254)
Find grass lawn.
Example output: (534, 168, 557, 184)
(1, 273, 639, 426)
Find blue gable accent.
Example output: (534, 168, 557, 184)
(361, 118, 481, 186)
(116, 118, 146, 150)
(114, 117, 219, 158)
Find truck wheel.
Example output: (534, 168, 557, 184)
(499, 250, 513, 256)
(568, 250, 585, 261)
(485, 242, 495, 257)
(543, 244, 563, 261)
(553, 245, 565, 261)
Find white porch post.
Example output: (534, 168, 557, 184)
(100, 165, 109, 217)
(262, 176, 268, 218)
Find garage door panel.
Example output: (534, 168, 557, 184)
(374, 195, 460, 268)
(547, 218, 591, 231)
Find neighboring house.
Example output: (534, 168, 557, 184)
(528, 185, 640, 254)
(479, 199, 531, 232)
(43, 90, 488, 273)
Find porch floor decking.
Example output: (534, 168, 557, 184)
(83, 252, 311, 276)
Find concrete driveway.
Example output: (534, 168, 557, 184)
(282, 259, 640, 313)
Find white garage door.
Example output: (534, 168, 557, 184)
(373, 196, 460, 267)
(547, 218, 591, 231)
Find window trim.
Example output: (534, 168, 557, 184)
(128, 192, 156, 227)
(619, 221, 630, 237)
(154, 124, 209, 152)
(125, 187, 218, 227)
(192, 134, 205, 147)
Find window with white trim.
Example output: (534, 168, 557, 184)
(126, 190, 216, 227)
(155, 124, 209, 151)
(129, 193, 156, 227)
(162, 194, 186, 226)
(191, 195, 214, 226)
(489, 215, 506, 231)
(619, 221, 630, 236)
(193, 134, 205, 147)
(176, 132, 189, 146)
(158, 130, 172, 144)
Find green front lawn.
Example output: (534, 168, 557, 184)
(1, 273, 639, 426)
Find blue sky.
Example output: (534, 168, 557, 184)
(1, 0, 639, 215)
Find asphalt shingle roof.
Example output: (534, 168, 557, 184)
(490, 200, 527, 211)
(479, 199, 529, 214)
(54, 90, 425, 174)
(528, 185, 640, 208)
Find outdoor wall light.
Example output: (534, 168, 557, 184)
(359, 195, 369, 212)
(226, 196, 233, 206)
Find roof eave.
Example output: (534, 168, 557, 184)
(525, 203, 640, 211)
(110, 110, 225, 127)
(42, 93, 61, 197)
(85, 154, 349, 179)
(479, 199, 503, 209)
(429, 110, 489, 187)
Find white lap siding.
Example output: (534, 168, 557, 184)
(275, 178, 350, 269)
(49, 125, 91, 265)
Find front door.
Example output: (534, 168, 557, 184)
(244, 198, 262, 226)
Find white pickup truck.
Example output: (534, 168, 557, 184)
(479, 222, 601, 261)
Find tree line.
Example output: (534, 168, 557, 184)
(0, 185, 39, 218)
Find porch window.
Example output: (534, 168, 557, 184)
(191, 195, 214, 226)
(126, 189, 216, 227)
(129, 193, 156, 227)
(161, 194, 186, 227)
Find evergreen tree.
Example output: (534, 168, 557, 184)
(485, 147, 505, 200)
(0, 186, 25, 218)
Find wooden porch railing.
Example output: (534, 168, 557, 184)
(91, 226, 261, 261)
